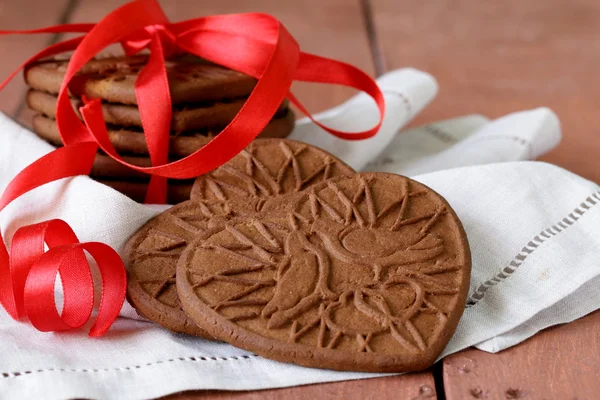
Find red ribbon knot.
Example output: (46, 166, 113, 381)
(123, 24, 180, 58)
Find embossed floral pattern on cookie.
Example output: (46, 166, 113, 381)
(177, 173, 471, 372)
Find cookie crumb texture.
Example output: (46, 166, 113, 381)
(177, 173, 471, 372)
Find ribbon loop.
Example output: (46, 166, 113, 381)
(0, 220, 126, 337)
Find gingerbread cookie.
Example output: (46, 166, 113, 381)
(124, 201, 231, 337)
(189, 138, 356, 209)
(32, 110, 295, 157)
(176, 173, 471, 372)
(25, 55, 257, 105)
(125, 139, 355, 335)
(27, 90, 289, 133)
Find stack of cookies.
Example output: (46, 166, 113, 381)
(125, 138, 472, 372)
(24, 55, 295, 204)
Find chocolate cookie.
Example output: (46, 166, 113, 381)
(31, 110, 295, 157)
(27, 90, 290, 133)
(189, 138, 356, 209)
(176, 173, 471, 372)
(125, 139, 354, 335)
(25, 55, 257, 105)
(124, 201, 231, 337)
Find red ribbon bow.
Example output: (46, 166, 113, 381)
(0, 0, 385, 336)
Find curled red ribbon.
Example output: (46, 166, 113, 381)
(1, 220, 126, 337)
(0, 0, 385, 336)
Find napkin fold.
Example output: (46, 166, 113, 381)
(2, 68, 599, 400)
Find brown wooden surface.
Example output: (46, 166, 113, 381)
(0, 0, 599, 399)
(0, 0, 70, 120)
(443, 309, 600, 400)
(166, 374, 436, 400)
(372, 0, 600, 184)
(373, 1, 600, 397)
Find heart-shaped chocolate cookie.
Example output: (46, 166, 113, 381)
(125, 138, 355, 336)
(176, 173, 470, 371)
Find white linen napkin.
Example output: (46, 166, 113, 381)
(1, 68, 599, 400)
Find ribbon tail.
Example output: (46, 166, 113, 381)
(177, 31, 385, 141)
(288, 52, 386, 140)
(286, 91, 382, 141)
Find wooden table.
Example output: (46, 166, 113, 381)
(1, 0, 598, 398)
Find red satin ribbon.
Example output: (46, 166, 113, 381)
(0, 0, 385, 336)
(2, 220, 126, 336)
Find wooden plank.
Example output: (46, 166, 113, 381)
(165, 374, 437, 400)
(371, 0, 600, 183)
(61, 1, 436, 399)
(373, 0, 600, 397)
(443, 310, 600, 399)
(0, 0, 72, 120)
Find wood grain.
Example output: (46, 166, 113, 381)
(165, 374, 437, 400)
(0, 0, 71, 119)
(372, 0, 600, 183)
(443, 310, 600, 399)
